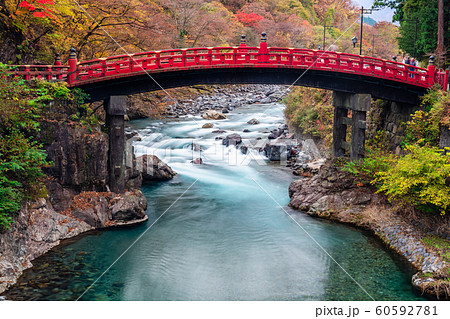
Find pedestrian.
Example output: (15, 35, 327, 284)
(392, 56, 397, 61)
(403, 56, 410, 65)
(409, 57, 417, 78)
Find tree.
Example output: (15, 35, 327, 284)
(161, 0, 243, 48)
(436, 0, 445, 67)
(374, 0, 449, 65)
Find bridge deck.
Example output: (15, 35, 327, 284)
(5, 46, 449, 103)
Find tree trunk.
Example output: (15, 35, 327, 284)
(436, 0, 445, 68)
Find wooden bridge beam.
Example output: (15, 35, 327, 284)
(105, 96, 127, 193)
(332, 92, 371, 160)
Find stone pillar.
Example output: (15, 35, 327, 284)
(440, 126, 450, 150)
(332, 92, 371, 160)
(351, 109, 367, 160)
(332, 101, 348, 158)
(105, 96, 127, 193)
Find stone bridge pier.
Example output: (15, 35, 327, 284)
(332, 92, 371, 160)
(105, 95, 127, 193)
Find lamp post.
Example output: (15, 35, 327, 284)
(360, 7, 380, 55)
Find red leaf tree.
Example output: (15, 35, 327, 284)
(235, 11, 263, 27)
(18, 0, 55, 18)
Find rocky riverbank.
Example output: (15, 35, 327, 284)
(288, 160, 450, 299)
(127, 84, 288, 119)
(0, 190, 147, 294)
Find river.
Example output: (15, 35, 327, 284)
(3, 102, 425, 301)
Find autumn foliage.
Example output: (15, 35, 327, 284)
(235, 11, 264, 27)
(0, 0, 401, 64)
(18, 0, 55, 19)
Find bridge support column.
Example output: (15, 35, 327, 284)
(105, 96, 127, 193)
(332, 92, 371, 160)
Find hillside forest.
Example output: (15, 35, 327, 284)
(0, 0, 403, 65)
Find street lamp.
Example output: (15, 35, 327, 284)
(360, 7, 380, 55)
(352, 36, 358, 48)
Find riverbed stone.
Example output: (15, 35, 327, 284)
(222, 133, 242, 147)
(136, 155, 176, 181)
(202, 110, 227, 120)
(247, 118, 260, 125)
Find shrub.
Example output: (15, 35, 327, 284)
(283, 87, 333, 145)
(403, 110, 440, 147)
(376, 145, 450, 215)
(0, 63, 93, 229)
(342, 130, 397, 186)
(403, 88, 450, 148)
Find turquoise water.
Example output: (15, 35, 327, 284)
(3, 103, 425, 301)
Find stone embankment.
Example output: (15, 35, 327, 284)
(288, 160, 450, 299)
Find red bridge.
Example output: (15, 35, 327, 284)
(7, 35, 449, 105)
(5, 34, 450, 193)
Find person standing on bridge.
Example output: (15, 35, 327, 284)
(409, 58, 417, 78)
(403, 55, 410, 65)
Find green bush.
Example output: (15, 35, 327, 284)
(376, 145, 450, 215)
(0, 63, 93, 229)
(283, 87, 333, 145)
(402, 88, 450, 148)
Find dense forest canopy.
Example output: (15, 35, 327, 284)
(374, 0, 449, 66)
(0, 0, 404, 64)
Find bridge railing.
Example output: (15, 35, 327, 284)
(4, 46, 449, 91)
(6, 65, 68, 81)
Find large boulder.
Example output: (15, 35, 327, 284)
(110, 191, 148, 222)
(222, 133, 242, 147)
(136, 155, 176, 181)
(202, 110, 227, 120)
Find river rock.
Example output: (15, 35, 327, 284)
(222, 133, 242, 147)
(268, 131, 280, 139)
(212, 129, 226, 134)
(110, 191, 148, 222)
(136, 155, 176, 181)
(202, 123, 214, 129)
(302, 139, 322, 161)
(264, 139, 294, 161)
(192, 158, 203, 164)
(202, 110, 227, 120)
(247, 118, 260, 125)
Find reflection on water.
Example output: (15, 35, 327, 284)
(3, 103, 425, 301)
